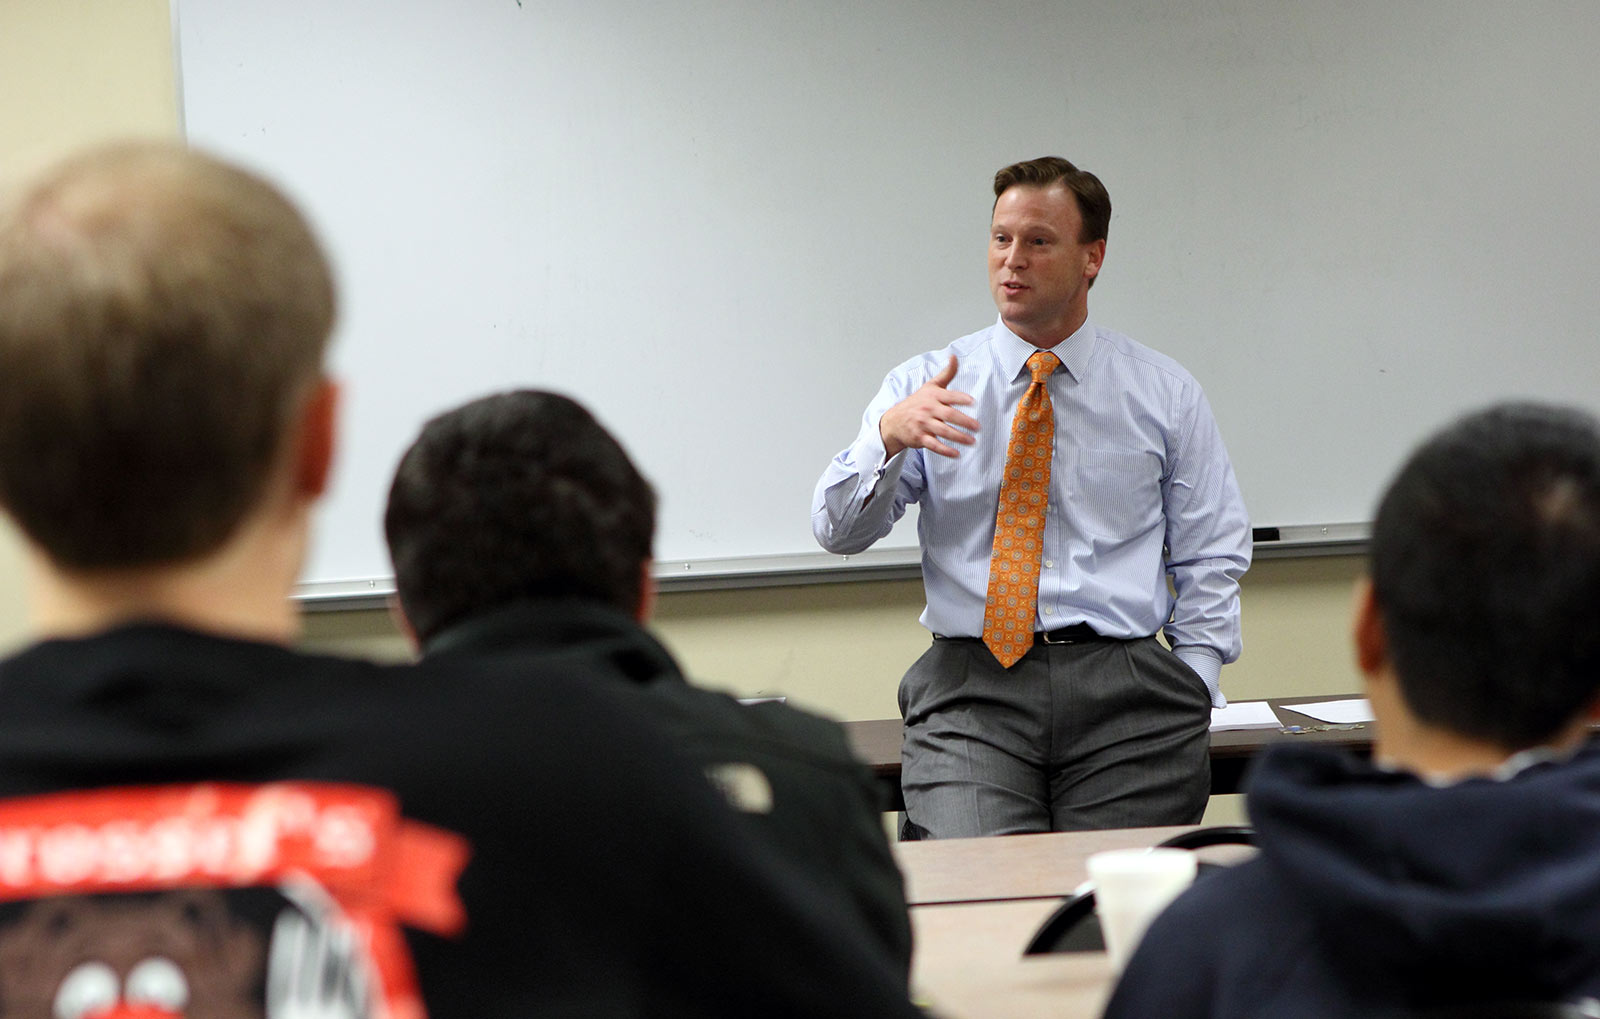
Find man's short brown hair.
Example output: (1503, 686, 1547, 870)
(0, 141, 336, 569)
(993, 156, 1112, 245)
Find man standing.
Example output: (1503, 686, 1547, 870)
(814, 157, 1250, 837)
(383, 388, 912, 975)
(1105, 403, 1600, 1016)
(0, 142, 922, 1018)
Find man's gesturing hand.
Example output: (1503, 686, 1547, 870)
(879, 355, 980, 458)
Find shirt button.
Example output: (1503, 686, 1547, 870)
(1043, 560, 1054, 569)
(1043, 607, 1055, 615)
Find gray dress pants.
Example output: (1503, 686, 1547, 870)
(898, 634, 1211, 838)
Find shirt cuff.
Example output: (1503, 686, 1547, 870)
(1173, 645, 1225, 708)
(866, 447, 908, 501)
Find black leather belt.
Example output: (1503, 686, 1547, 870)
(1034, 623, 1108, 645)
(934, 623, 1116, 647)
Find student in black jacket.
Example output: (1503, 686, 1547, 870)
(1104, 403, 1600, 1019)
(0, 141, 922, 1019)
(384, 388, 914, 976)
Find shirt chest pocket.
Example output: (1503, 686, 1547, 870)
(1065, 448, 1164, 542)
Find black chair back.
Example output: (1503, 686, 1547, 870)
(1022, 825, 1255, 956)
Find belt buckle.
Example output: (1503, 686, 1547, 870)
(1038, 629, 1073, 646)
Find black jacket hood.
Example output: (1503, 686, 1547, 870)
(1249, 741, 1600, 995)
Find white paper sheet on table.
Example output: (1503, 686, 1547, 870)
(1209, 701, 1282, 731)
(1285, 698, 1374, 724)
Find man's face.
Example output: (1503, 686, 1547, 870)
(987, 183, 1105, 349)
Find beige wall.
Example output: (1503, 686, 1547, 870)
(0, 1, 177, 161)
(0, 0, 1367, 735)
(299, 557, 1363, 829)
(300, 555, 1367, 723)
(0, 0, 182, 652)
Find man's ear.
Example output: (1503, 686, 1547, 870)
(1084, 238, 1106, 282)
(637, 560, 657, 623)
(294, 377, 341, 499)
(1352, 577, 1389, 676)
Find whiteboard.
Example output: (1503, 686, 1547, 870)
(174, 0, 1600, 595)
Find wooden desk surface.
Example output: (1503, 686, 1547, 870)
(894, 825, 1196, 906)
(900, 825, 1258, 1017)
(911, 899, 1114, 1019)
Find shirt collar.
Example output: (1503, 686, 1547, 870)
(992, 316, 1096, 383)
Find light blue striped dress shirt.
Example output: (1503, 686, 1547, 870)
(813, 319, 1251, 705)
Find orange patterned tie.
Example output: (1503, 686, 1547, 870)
(982, 350, 1059, 667)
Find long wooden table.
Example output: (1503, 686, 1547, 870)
(844, 695, 1373, 811)
(894, 825, 1259, 1017)
(909, 900, 1113, 1018)
(895, 825, 1198, 906)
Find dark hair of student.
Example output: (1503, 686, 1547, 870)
(384, 389, 656, 642)
(1370, 402, 1600, 750)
